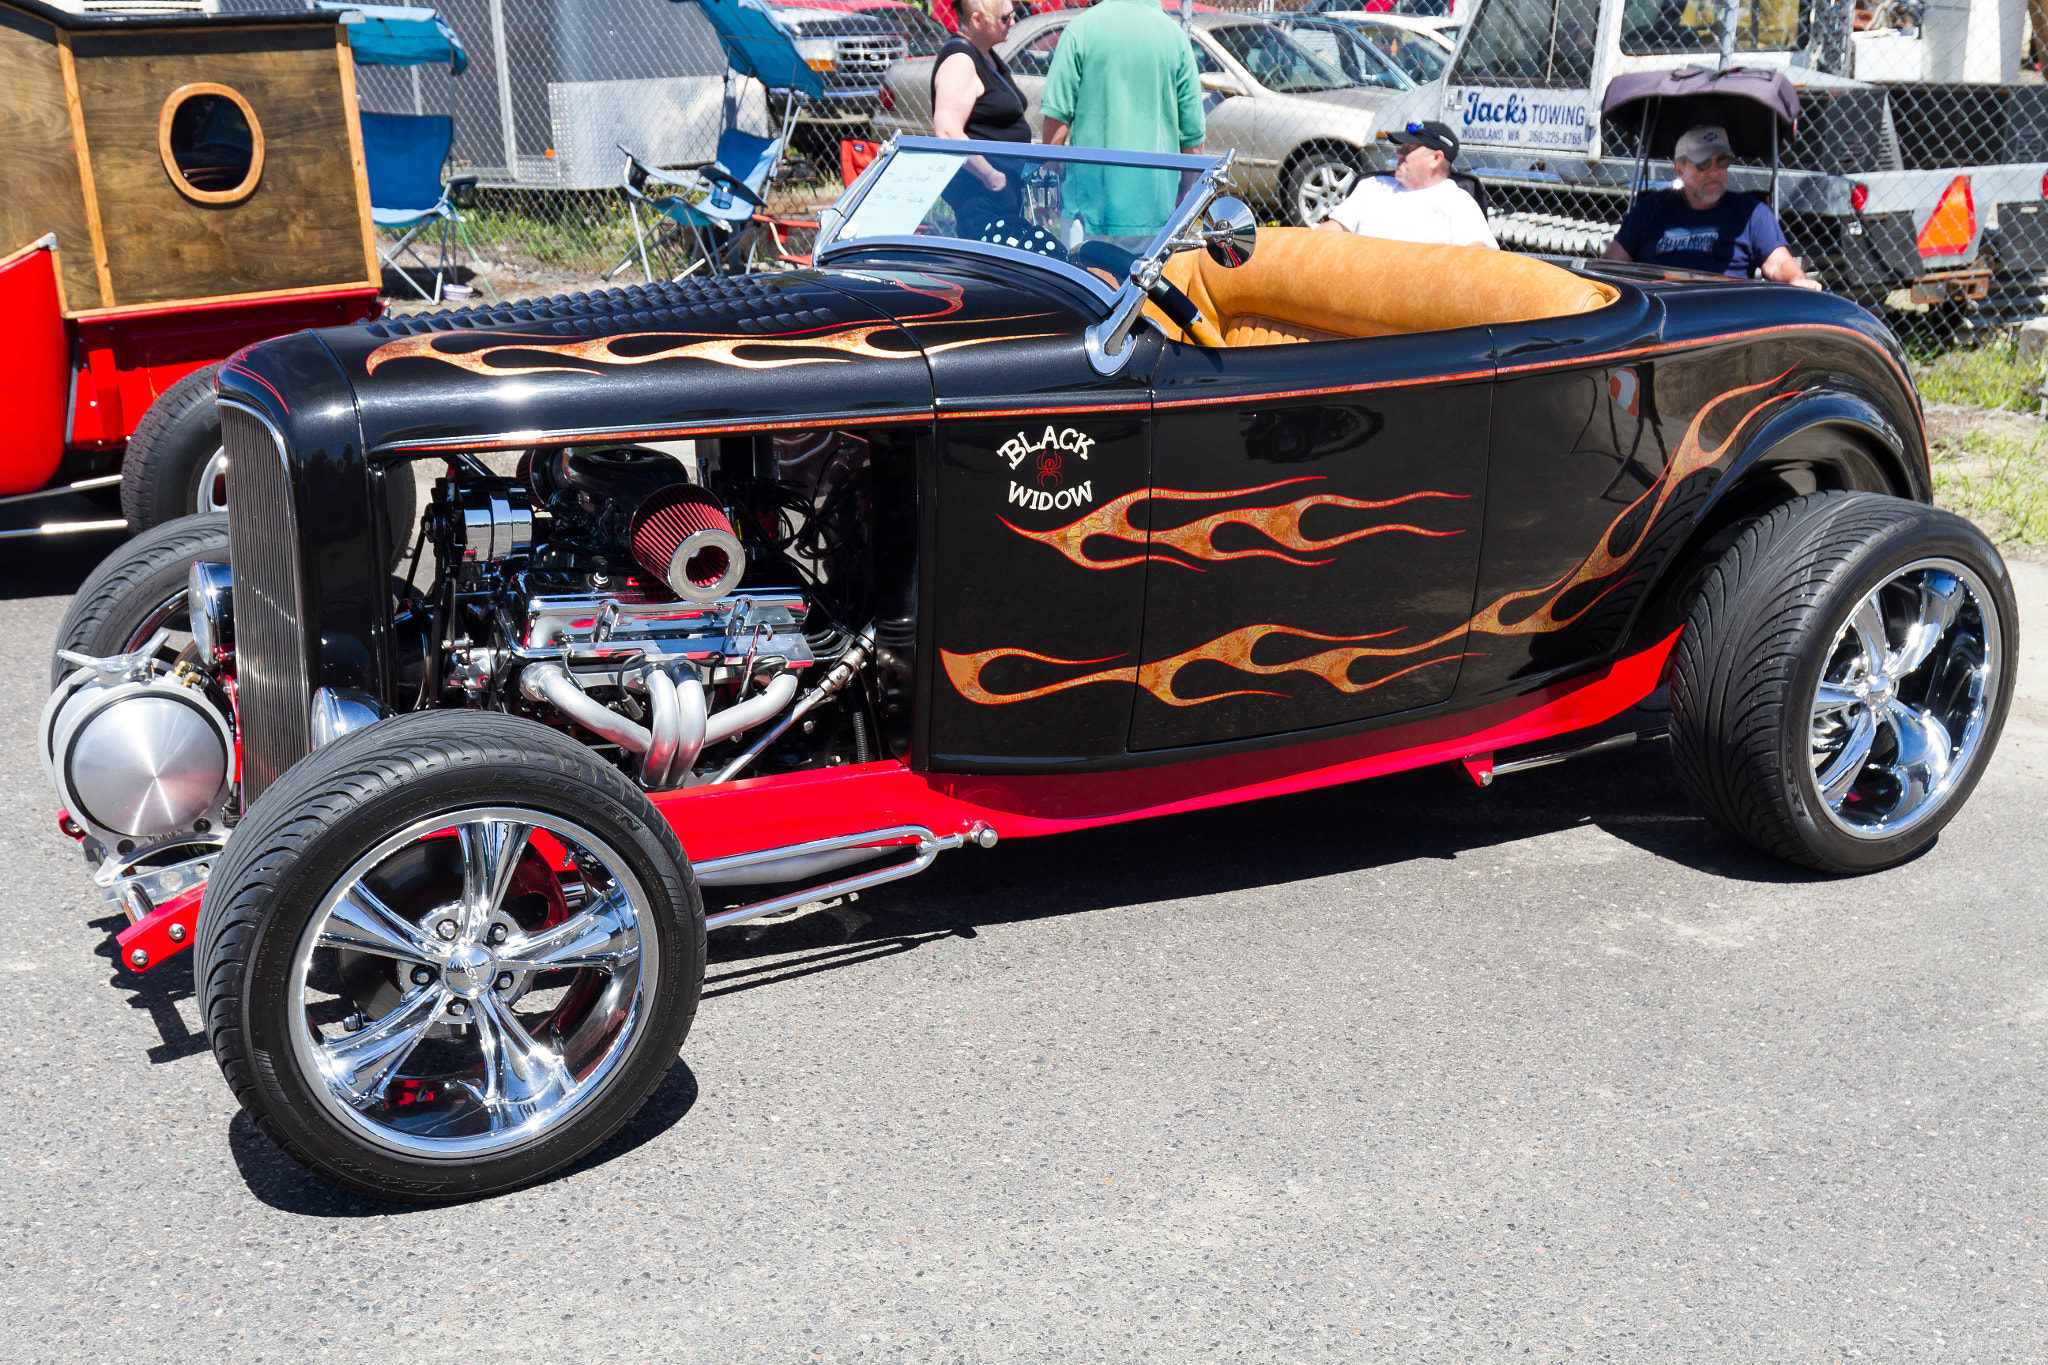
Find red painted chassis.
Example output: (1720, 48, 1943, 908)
(98, 626, 1677, 973)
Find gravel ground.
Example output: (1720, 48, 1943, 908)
(1, 513, 2043, 1364)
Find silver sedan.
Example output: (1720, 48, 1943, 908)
(872, 8, 1395, 225)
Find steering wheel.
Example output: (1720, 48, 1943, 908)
(1073, 241, 1225, 348)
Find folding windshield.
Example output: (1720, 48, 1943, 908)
(1210, 23, 1352, 93)
(822, 139, 1218, 260)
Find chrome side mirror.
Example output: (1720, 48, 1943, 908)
(1201, 197, 1256, 268)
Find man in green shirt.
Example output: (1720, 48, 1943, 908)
(1041, 0, 1205, 241)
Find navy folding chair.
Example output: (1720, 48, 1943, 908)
(362, 111, 495, 302)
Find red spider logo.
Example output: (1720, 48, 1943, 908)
(1036, 450, 1062, 488)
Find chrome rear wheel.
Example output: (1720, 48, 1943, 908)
(1808, 559, 2000, 840)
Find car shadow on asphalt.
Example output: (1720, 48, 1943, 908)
(107, 712, 1852, 1213)
(704, 737, 1839, 972)
(221, 1060, 705, 1219)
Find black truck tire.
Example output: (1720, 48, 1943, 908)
(1668, 490, 2017, 874)
(120, 363, 225, 532)
(194, 710, 706, 1203)
(49, 512, 229, 689)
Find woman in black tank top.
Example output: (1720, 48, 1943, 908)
(930, 0, 1031, 240)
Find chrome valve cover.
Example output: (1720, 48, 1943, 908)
(512, 579, 814, 682)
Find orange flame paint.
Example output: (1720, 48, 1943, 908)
(1005, 479, 1466, 572)
(950, 371, 1802, 708)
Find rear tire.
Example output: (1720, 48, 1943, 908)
(194, 710, 705, 1203)
(50, 512, 228, 688)
(120, 364, 225, 532)
(1668, 491, 2017, 873)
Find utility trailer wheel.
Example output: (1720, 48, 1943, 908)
(1669, 491, 2017, 874)
(194, 710, 706, 1203)
(49, 512, 228, 689)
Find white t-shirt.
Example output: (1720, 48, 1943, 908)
(1326, 176, 1497, 248)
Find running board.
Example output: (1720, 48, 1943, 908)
(1461, 728, 1667, 787)
(0, 474, 121, 508)
(696, 822, 996, 932)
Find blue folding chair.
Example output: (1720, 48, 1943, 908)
(362, 112, 494, 303)
(609, 127, 783, 281)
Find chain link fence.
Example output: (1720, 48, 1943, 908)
(311, 0, 2048, 384)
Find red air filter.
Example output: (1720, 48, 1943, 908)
(629, 484, 745, 603)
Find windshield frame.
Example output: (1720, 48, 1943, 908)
(813, 135, 1224, 293)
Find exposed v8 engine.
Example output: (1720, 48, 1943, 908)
(47, 431, 895, 885)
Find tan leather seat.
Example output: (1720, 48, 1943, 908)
(1143, 227, 1619, 347)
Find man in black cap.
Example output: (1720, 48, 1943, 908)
(1317, 121, 1497, 248)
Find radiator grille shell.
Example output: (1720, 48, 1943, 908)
(222, 404, 313, 804)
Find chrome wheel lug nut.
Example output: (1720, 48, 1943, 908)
(495, 972, 516, 991)
(411, 966, 434, 986)
(447, 1001, 468, 1018)
(435, 920, 458, 940)
(488, 923, 509, 945)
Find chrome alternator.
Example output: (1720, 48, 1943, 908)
(42, 630, 236, 858)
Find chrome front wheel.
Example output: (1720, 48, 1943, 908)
(1808, 559, 2000, 840)
(291, 809, 659, 1159)
(197, 710, 704, 1202)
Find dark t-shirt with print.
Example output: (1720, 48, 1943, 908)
(1614, 190, 1788, 277)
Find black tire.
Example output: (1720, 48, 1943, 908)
(49, 512, 228, 689)
(1668, 491, 2018, 873)
(1282, 146, 1364, 228)
(194, 710, 705, 1203)
(117, 363, 419, 546)
(120, 364, 224, 532)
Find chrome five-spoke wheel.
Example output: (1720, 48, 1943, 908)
(290, 808, 658, 1157)
(1808, 559, 1999, 840)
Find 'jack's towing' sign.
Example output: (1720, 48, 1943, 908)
(1448, 87, 1597, 152)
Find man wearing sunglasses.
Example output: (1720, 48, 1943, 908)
(1317, 121, 1497, 248)
(1602, 125, 1818, 288)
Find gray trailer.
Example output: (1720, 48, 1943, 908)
(1361, 0, 2048, 316)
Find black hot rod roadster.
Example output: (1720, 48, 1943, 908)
(46, 139, 2017, 1201)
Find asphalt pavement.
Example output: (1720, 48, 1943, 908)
(2, 516, 2043, 1364)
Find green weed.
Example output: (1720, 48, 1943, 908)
(1931, 428, 2048, 547)
(1910, 338, 2043, 412)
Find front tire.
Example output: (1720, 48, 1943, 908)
(50, 512, 229, 688)
(195, 711, 705, 1202)
(1669, 491, 2017, 873)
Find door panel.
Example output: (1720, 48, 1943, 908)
(1130, 329, 1493, 752)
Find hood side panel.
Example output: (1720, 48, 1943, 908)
(317, 273, 938, 453)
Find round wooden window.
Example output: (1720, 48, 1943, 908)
(158, 83, 266, 205)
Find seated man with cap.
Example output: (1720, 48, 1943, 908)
(1316, 120, 1497, 248)
(1602, 124, 1818, 288)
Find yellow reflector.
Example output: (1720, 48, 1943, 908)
(806, 57, 834, 71)
(1916, 175, 1976, 258)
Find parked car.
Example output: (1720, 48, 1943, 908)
(874, 8, 1397, 224)
(50, 137, 2013, 1201)
(1315, 10, 1457, 84)
(1275, 14, 1427, 93)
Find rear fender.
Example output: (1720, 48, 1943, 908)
(1626, 385, 1927, 651)
(0, 242, 69, 496)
